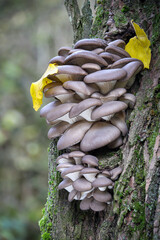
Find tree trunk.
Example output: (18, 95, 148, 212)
(39, 1, 160, 239)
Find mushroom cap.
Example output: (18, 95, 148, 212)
(58, 178, 73, 190)
(44, 85, 74, 99)
(93, 189, 112, 202)
(107, 136, 123, 149)
(119, 93, 136, 108)
(43, 82, 62, 93)
(57, 121, 93, 150)
(68, 189, 78, 202)
(46, 102, 76, 122)
(68, 151, 85, 159)
(108, 39, 126, 49)
(122, 61, 143, 82)
(80, 122, 121, 152)
(82, 155, 99, 167)
(92, 48, 104, 54)
(110, 58, 142, 69)
(80, 168, 99, 175)
(90, 199, 106, 211)
(110, 166, 123, 180)
(80, 197, 93, 210)
(91, 101, 128, 120)
(73, 177, 92, 192)
(74, 38, 107, 50)
(64, 50, 108, 67)
(40, 100, 61, 118)
(110, 111, 128, 136)
(81, 63, 101, 73)
(63, 81, 98, 96)
(49, 55, 65, 65)
(92, 88, 126, 102)
(105, 45, 130, 58)
(47, 122, 70, 139)
(84, 68, 127, 83)
(92, 176, 114, 188)
(58, 46, 72, 57)
(48, 65, 87, 82)
(61, 165, 84, 178)
(56, 163, 74, 172)
(99, 52, 121, 64)
(69, 98, 102, 118)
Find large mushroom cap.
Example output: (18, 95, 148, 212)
(92, 176, 114, 188)
(58, 46, 72, 57)
(48, 65, 87, 82)
(110, 58, 142, 69)
(74, 38, 107, 50)
(80, 122, 121, 152)
(91, 101, 128, 120)
(82, 155, 99, 167)
(108, 39, 126, 49)
(57, 121, 93, 150)
(40, 100, 61, 118)
(84, 68, 127, 83)
(73, 177, 92, 192)
(64, 50, 108, 67)
(105, 45, 130, 58)
(69, 98, 102, 118)
(93, 189, 112, 203)
(47, 122, 70, 139)
(49, 55, 65, 65)
(90, 199, 106, 211)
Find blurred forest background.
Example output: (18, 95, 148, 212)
(0, 0, 78, 239)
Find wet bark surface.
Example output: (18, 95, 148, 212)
(39, 1, 160, 239)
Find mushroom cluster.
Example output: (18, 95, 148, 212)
(40, 38, 143, 211)
(57, 151, 122, 211)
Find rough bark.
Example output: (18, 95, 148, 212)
(39, 1, 160, 239)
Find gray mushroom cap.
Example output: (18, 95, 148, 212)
(57, 121, 93, 150)
(90, 199, 106, 211)
(63, 81, 98, 96)
(47, 122, 70, 139)
(93, 189, 112, 203)
(82, 155, 99, 167)
(81, 63, 101, 73)
(80, 197, 92, 210)
(92, 48, 104, 54)
(74, 38, 107, 50)
(49, 55, 65, 65)
(110, 166, 123, 180)
(108, 39, 126, 49)
(99, 52, 121, 64)
(119, 93, 136, 108)
(105, 44, 131, 58)
(84, 68, 127, 83)
(40, 100, 61, 118)
(64, 50, 108, 67)
(46, 102, 76, 122)
(110, 111, 128, 136)
(48, 65, 87, 82)
(44, 85, 74, 101)
(69, 98, 102, 118)
(68, 151, 85, 165)
(58, 178, 73, 190)
(107, 136, 123, 149)
(92, 176, 114, 188)
(61, 164, 84, 179)
(91, 88, 127, 102)
(68, 189, 78, 202)
(91, 101, 128, 120)
(80, 122, 121, 152)
(110, 58, 142, 69)
(58, 46, 72, 57)
(73, 177, 92, 192)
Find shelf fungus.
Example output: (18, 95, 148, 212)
(30, 22, 151, 211)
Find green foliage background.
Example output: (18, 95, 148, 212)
(0, 1, 72, 239)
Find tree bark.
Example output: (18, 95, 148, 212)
(39, 1, 160, 239)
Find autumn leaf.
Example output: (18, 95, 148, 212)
(125, 21, 151, 69)
(30, 63, 58, 111)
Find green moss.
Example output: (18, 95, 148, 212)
(121, 5, 130, 13)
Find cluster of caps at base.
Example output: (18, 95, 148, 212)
(57, 151, 122, 211)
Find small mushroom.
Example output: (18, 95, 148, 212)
(99, 52, 121, 64)
(80, 197, 93, 210)
(68, 151, 85, 165)
(109, 166, 123, 180)
(80, 168, 100, 182)
(110, 58, 142, 69)
(108, 39, 126, 49)
(74, 38, 107, 50)
(92, 174, 114, 191)
(58, 46, 72, 57)
(68, 189, 78, 202)
(49, 55, 65, 65)
(61, 165, 84, 181)
(73, 177, 92, 192)
(119, 93, 136, 108)
(105, 45, 130, 58)
(80, 122, 121, 152)
(47, 122, 70, 139)
(84, 69, 127, 94)
(93, 189, 112, 203)
(57, 121, 93, 150)
(91, 101, 128, 121)
(56, 163, 74, 172)
(69, 98, 102, 122)
(58, 178, 74, 193)
(82, 155, 99, 167)
(40, 100, 61, 118)
(64, 50, 108, 67)
(110, 111, 128, 136)
(81, 63, 101, 73)
(90, 199, 106, 211)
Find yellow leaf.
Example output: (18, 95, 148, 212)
(30, 63, 58, 111)
(125, 21, 151, 69)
